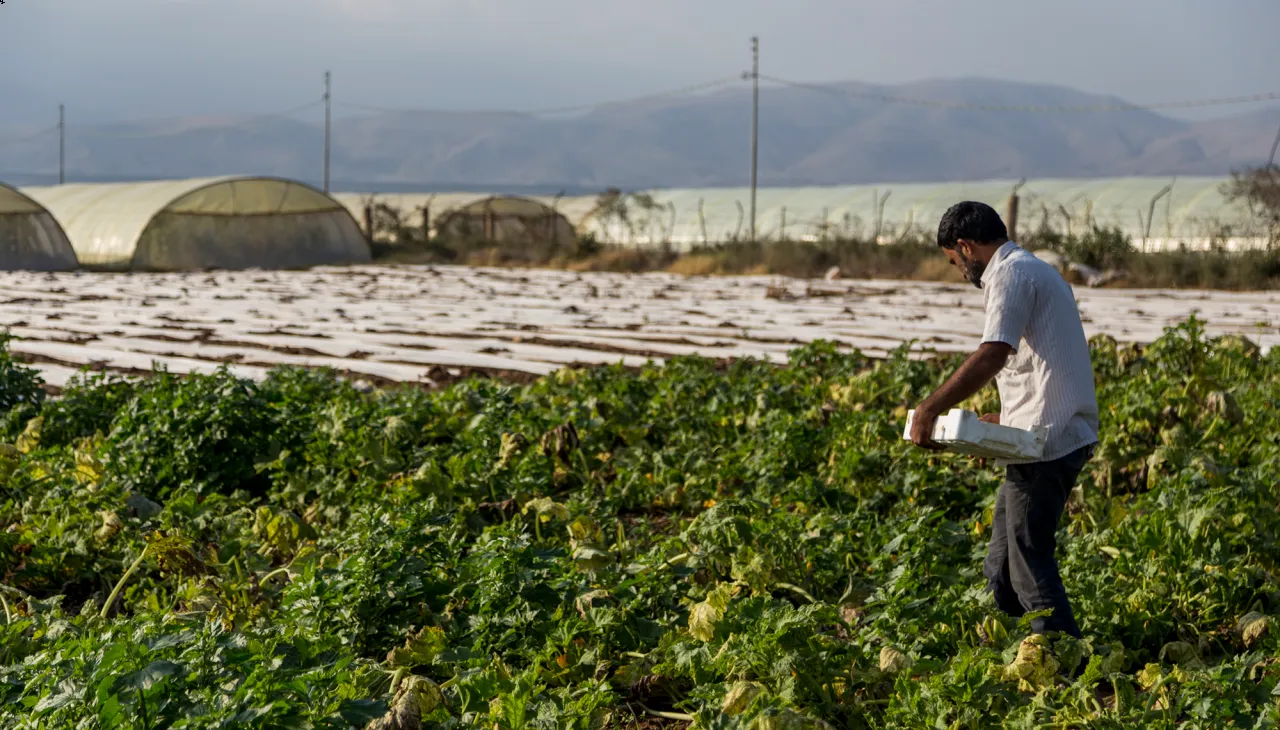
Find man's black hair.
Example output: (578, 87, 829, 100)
(937, 201, 1008, 249)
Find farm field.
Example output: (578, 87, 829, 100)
(1, 266, 1279, 390)
(0, 281, 1278, 727)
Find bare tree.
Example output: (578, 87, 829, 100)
(1223, 166, 1280, 248)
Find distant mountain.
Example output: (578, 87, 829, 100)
(1126, 108, 1280, 172)
(1, 78, 1276, 190)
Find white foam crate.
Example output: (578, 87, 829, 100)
(902, 408, 1045, 461)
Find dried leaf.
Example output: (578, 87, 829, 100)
(688, 583, 735, 642)
(1205, 390, 1244, 424)
(95, 511, 124, 543)
(15, 416, 42, 454)
(879, 646, 909, 673)
(1159, 641, 1202, 668)
(722, 681, 766, 715)
(1237, 612, 1270, 648)
(366, 676, 443, 730)
(1002, 634, 1059, 690)
(497, 432, 528, 468)
(522, 497, 569, 523)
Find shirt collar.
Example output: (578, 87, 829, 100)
(980, 241, 1018, 287)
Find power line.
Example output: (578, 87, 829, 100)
(228, 99, 326, 125)
(0, 124, 60, 148)
(760, 74, 1280, 113)
(23, 100, 326, 142)
(334, 76, 743, 117)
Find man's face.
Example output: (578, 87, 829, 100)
(944, 242, 985, 289)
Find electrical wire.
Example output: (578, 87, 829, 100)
(334, 76, 743, 117)
(24, 100, 327, 142)
(0, 172, 61, 184)
(760, 74, 1280, 113)
(0, 124, 59, 148)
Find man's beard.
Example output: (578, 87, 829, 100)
(958, 250, 986, 289)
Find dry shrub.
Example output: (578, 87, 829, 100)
(911, 256, 965, 283)
(764, 285, 795, 300)
(365, 225, 1280, 290)
(666, 254, 724, 277)
(566, 247, 666, 273)
(465, 248, 506, 267)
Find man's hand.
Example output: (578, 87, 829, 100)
(908, 343, 1011, 453)
(909, 407, 945, 451)
(979, 413, 1000, 424)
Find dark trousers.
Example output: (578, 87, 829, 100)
(983, 445, 1093, 638)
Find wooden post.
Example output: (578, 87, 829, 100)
(780, 206, 787, 240)
(698, 198, 708, 243)
(1006, 194, 1020, 242)
(1145, 183, 1174, 250)
(874, 191, 891, 243)
(421, 205, 430, 241)
(484, 209, 495, 240)
(363, 204, 374, 242)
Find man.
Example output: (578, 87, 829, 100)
(909, 201, 1099, 639)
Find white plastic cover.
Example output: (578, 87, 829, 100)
(340, 176, 1260, 251)
(575, 176, 1258, 251)
(0, 183, 79, 271)
(333, 192, 587, 243)
(23, 177, 371, 270)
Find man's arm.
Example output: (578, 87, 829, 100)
(909, 342, 1012, 449)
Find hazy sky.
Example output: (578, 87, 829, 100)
(3, 0, 1278, 123)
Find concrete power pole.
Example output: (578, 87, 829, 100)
(748, 37, 759, 242)
(323, 71, 332, 193)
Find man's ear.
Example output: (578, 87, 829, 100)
(956, 239, 973, 258)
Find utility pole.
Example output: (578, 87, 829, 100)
(323, 71, 332, 193)
(58, 104, 65, 185)
(1268, 119, 1280, 168)
(748, 37, 759, 242)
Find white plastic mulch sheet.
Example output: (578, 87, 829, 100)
(0, 265, 1277, 388)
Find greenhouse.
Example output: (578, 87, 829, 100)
(337, 193, 488, 239)
(335, 193, 584, 246)
(0, 182, 78, 271)
(337, 177, 1267, 252)
(23, 177, 371, 271)
(434, 196, 576, 246)
(571, 176, 1265, 251)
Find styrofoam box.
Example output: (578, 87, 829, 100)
(902, 409, 1046, 461)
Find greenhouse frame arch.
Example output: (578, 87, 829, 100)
(23, 176, 371, 271)
(0, 182, 78, 271)
(433, 196, 576, 246)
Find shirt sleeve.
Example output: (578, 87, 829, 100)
(982, 269, 1035, 351)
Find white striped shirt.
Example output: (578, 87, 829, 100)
(980, 242, 1099, 463)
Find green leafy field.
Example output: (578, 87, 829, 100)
(1, 319, 1277, 729)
